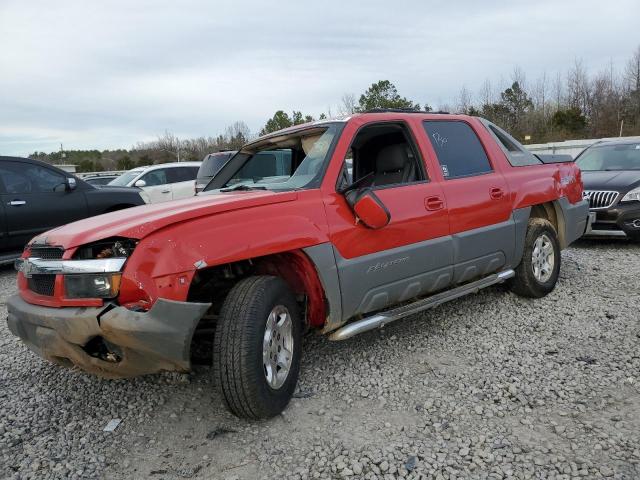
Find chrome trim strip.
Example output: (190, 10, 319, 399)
(583, 229, 627, 237)
(15, 257, 127, 277)
(329, 269, 515, 341)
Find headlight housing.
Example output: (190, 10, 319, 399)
(63, 238, 137, 298)
(621, 187, 640, 202)
(64, 273, 122, 299)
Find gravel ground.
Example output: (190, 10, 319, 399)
(1, 239, 639, 480)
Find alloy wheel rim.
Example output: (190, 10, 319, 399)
(262, 305, 293, 390)
(532, 234, 554, 283)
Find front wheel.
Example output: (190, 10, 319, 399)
(509, 218, 561, 298)
(212, 276, 302, 419)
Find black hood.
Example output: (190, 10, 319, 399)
(582, 170, 640, 192)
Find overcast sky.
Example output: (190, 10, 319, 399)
(0, 0, 637, 156)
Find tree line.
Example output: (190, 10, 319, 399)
(32, 45, 640, 173)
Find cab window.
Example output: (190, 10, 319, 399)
(337, 122, 426, 191)
(423, 121, 492, 179)
(0, 161, 66, 193)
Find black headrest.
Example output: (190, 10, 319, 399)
(376, 144, 407, 173)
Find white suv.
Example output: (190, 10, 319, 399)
(108, 162, 201, 203)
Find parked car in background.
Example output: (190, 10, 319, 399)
(84, 174, 120, 186)
(108, 162, 200, 203)
(195, 151, 236, 193)
(0, 156, 146, 263)
(577, 140, 640, 241)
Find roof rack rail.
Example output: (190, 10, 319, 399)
(364, 108, 450, 114)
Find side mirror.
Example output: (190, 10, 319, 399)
(134, 179, 146, 188)
(345, 188, 390, 229)
(65, 177, 77, 191)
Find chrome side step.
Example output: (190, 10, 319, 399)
(329, 269, 515, 341)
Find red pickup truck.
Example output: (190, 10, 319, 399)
(8, 111, 588, 419)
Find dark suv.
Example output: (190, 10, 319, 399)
(577, 140, 640, 240)
(0, 156, 146, 262)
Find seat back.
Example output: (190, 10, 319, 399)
(372, 144, 415, 186)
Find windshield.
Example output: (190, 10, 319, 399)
(198, 152, 234, 179)
(108, 170, 143, 186)
(205, 124, 341, 192)
(577, 143, 640, 171)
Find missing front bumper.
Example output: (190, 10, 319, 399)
(6, 294, 210, 378)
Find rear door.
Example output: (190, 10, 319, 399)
(421, 120, 513, 283)
(139, 168, 173, 203)
(169, 166, 199, 199)
(0, 159, 90, 249)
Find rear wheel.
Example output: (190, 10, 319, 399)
(212, 276, 302, 419)
(510, 218, 561, 298)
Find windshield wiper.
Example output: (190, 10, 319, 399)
(220, 184, 268, 192)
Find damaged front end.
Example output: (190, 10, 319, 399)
(7, 294, 210, 378)
(10, 238, 210, 378)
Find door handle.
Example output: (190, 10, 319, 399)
(161, 190, 171, 194)
(490, 187, 504, 200)
(425, 196, 445, 211)
(8, 200, 26, 206)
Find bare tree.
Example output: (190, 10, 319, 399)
(553, 71, 563, 111)
(479, 78, 493, 107)
(339, 93, 357, 116)
(567, 58, 591, 115)
(511, 66, 527, 91)
(456, 85, 472, 114)
(532, 72, 548, 114)
(625, 45, 640, 92)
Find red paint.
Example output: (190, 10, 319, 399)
(19, 112, 584, 325)
(352, 190, 390, 229)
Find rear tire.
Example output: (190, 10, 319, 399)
(213, 276, 302, 419)
(510, 218, 561, 298)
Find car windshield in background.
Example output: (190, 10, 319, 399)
(577, 143, 640, 171)
(108, 170, 142, 186)
(214, 124, 340, 192)
(199, 153, 234, 178)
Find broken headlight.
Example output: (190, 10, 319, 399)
(73, 238, 138, 260)
(61, 238, 136, 299)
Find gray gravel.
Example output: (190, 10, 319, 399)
(1, 239, 639, 479)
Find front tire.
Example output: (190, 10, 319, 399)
(510, 218, 561, 298)
(213, 276, 302, 419)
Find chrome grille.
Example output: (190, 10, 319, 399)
(29, 247, 64, 260)
(25, 247, 63, 296)
(583, 190, 618, 209)
(27, 275, 56, 296)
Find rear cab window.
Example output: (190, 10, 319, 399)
(423, 121, 492, 179)
(480, 120, 542, 167)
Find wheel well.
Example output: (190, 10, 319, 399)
(187, 250, 328, 330)
(529, 201, 567, 248)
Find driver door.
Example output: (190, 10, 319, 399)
(322, 120, 453, 320)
